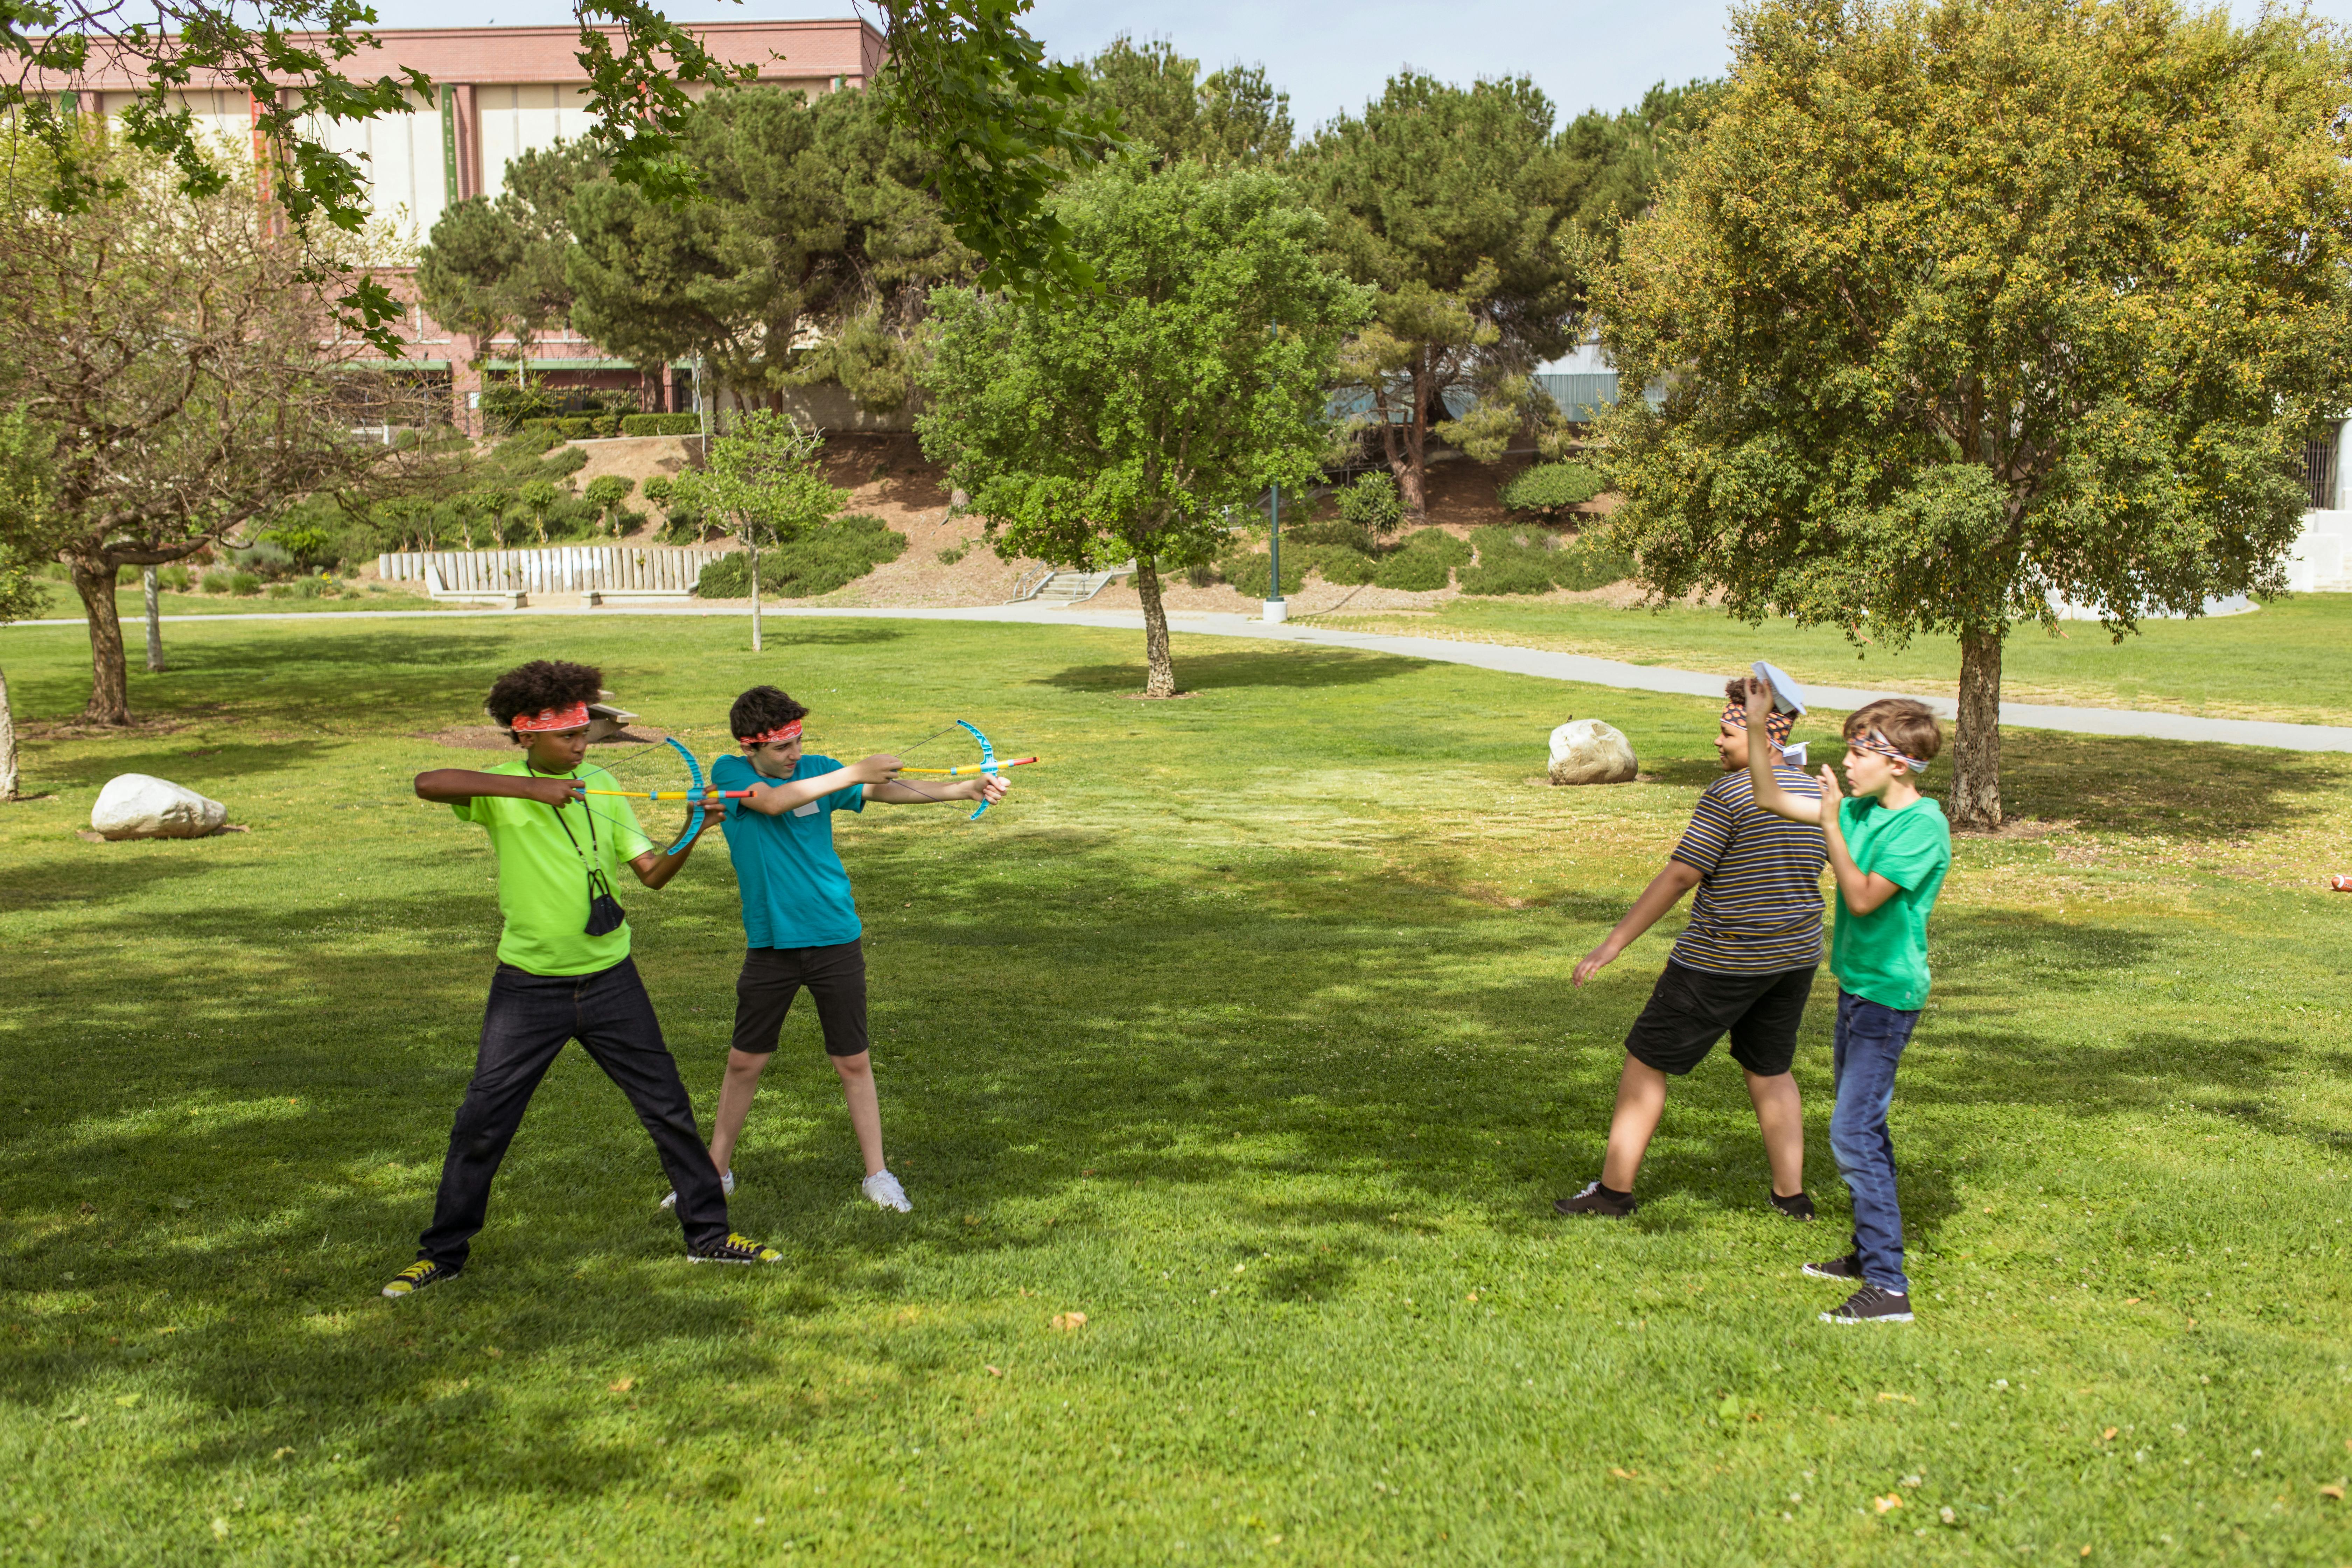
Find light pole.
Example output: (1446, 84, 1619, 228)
(1262, 482, 1287, 624)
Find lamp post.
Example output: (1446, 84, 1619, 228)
(1262, 482, 1287, 624)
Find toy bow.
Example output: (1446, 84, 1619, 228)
(896, 718, 1032, 820)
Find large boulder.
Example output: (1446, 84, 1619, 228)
(91, 774, 227, 839)
(1548, 720, 1638, 786)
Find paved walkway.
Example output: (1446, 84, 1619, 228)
(13, 600, 2351, 752)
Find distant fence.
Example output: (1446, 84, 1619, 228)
(376, 546, 730, 595)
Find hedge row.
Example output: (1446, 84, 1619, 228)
(620, 413, 705, 437)
(693, 514, 908, 600)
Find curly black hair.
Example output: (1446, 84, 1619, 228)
(730, 685, 809, 741)
(485, 659, 604, 736)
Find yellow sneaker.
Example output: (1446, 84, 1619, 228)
(382, 1259, 459, 1298)
(688, 1233, 782, 1266)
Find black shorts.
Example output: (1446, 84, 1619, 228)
(1623, 960, 1815, 1077)
(730, 940, 870, 1058)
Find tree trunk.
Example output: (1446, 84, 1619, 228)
(1135, 555, 1176, 697)
(1951, 628, 2004, 831)
(750, 536, 763, 654)
(72, 558, 130, 726)
(143, 567, 165, 673)
(0, 663, 19, 800)
(1398, 355, 1432, 517)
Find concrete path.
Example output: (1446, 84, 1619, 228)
(13, 600, 2351, 753)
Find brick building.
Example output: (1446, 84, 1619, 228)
(34, 18, 886, 431)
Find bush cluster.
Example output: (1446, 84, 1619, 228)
(620, 413, 705, 437)
(1498, 461, 1606, 519)
(692, 514, 908, 600)
(520, 415, 625, 440)
(1457, 524, 1634, 595)
(1214, 524, 1474, 596)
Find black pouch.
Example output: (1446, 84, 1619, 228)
(585, 884, 628, 937)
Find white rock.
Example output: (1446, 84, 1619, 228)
(1547, 720, 1639, 786)
(91, 774, 227, 839)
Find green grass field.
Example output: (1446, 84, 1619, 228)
(1317, 594, 2352, 727)
(3, 615, 2350, 1566)
(29, 582, 447, 621)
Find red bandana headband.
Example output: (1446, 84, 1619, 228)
(740, 719, 803, 746)
(510, 701, 592, 733)
(1855, 729, 1930, 774)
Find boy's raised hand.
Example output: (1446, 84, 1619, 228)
(1815, 763, 1846, 803)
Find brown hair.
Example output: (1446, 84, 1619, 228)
(1842, 698, 1942, 765)
(1722, 675, 1767, 707)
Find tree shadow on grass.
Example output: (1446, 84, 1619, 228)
(1987, 731, 2344, 840)
(1035, 648, 1425, 695)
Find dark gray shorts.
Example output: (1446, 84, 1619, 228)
(1623, 960, 1815, 1077)
(730, 939, 869, 1058)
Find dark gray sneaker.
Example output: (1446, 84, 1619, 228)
(1770, 1189, 1816, 1221)
(1553, 1181, 1636, 1218)
(1820, 1283, 1913, 1324)
(1801, 1253, 1862, 1281)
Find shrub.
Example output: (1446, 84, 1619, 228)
(1552, 537, 1636, 591)
(692, 515, 908, 599)
(230, 572, 262, 595)
(641, 476, 674, 505)
(1460, 524, 1562, 596)
(157, 566, 192, 592)
(1217, 551, 1305, 598)
(620, 413, 705, 437)
(1499, 461, 1606, 519)
(265, 582, 293, 599)
(937, 541, 970, 566)
(1312, 545, 1380, 586)
(201, 572, 233, 595)
(1336, 471, 1405, 538)
(293, 576, 332, 599)
(1372, 550, 1450, 591)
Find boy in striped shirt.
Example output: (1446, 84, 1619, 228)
(1555, 677, 1825, 1220)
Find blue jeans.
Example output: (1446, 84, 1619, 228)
(1830, 990, 1921, 1294)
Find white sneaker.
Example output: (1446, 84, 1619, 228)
(861, 1170, 911, 1212)
(660, 1169, 734, 1210)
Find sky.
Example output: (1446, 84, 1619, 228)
(370, 0, 2352, 130)
(363, 0, 1766, 127)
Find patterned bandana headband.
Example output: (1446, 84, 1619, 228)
(1855, 728, 1930, 774)
(740, 719, 804, 746)
(1720, 701, 1796, 748)
(510, 701, 592, 734)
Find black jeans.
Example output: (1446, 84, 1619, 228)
(418, 957, 729, 1267)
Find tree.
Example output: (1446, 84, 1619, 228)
(667, 411, 846, 652)
(584, 475, 635, 536)
(2, 2, 1121, 348)
(517, 480, 565, 546)
(1301, 76, 1584, 515)
(1558, 79, 1722, 265)
(1593, 0, 2352, 830)
(569, 84, 973, 416)
(919, 159, 1368, 696)
(1076, 36, 1293, 167)
(0, 409, 67, 800)
(418, 142, 602, 387)
(0, 131, 435, 725)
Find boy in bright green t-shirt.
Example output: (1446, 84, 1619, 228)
(1748, 688, 1951, 1325)
(380, 659, 782, 1300)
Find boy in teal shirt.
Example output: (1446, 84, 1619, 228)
(384, 660, 780, 1299)
(1748, 687, 1951, 1324)
(659, 685, 1008, 1216)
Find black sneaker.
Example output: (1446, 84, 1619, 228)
(381, 1259, 459, 1298)
(1553, 1181, 1636, 1218)
(688, 1232, 783, 1266)
(1820, 1283, 1913, 1324)
(1801, 1253, 1862, 1281)
(1770, 1189, 1816, 1221)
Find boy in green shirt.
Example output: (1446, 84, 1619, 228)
(382, 659, 780, 1298)
(1747, 687, 1951, 1324)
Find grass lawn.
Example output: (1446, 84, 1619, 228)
(3, 615, 2350, 1566)
(1317, 594, 2352, 727)
(29, 581, 449, 621)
